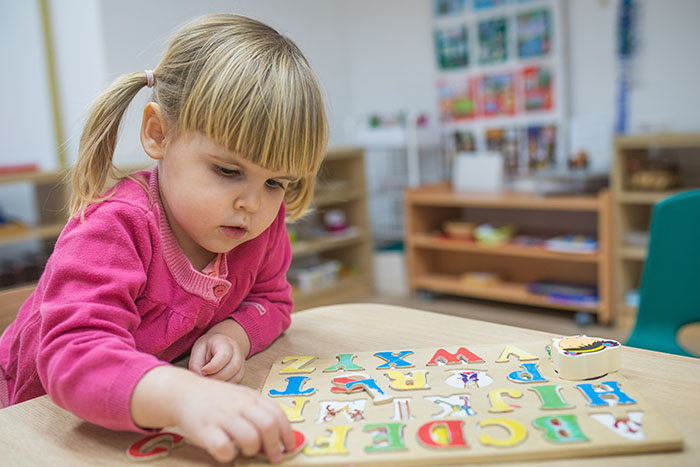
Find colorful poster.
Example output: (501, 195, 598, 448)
(517, 8, 552, 58)
(453, 128, 477, 152)
(486, 127, 520, 172)
(526, 124, 557, 170)
(438, 78, 478, 122)
(473, 0, 509, 11)
(523, 65, 553, 111)
(478, 17, 508, 64)
(479, 72, 516, 117)
(433, 0, 468, 17)
(434, 24, 470, 70)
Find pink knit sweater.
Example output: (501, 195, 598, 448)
(0, 167, 293, 431)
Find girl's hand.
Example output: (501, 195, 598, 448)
(132, 366, 294, 463)
(189, 332, 245, 383)
(175, 375, 294, 463)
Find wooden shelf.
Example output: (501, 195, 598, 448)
(618, 190, 681, 205)
(292, 275, 371, 312)
(612, 133, 700, 326)
(291, 230, 365, 257)
(405, 183, 601, 211)
(411, 233, 600, 262)
(313, 188, 364, 207)
(413, 273, 599, 313)
(614, 132, 700, 149)
(404, 185, 611, 323)
(0, 222, 65, 247)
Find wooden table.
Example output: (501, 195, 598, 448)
(0, 304, 698, 466)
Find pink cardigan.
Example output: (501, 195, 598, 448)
(0, 167, 293, 431)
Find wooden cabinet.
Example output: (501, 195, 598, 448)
(611, 133, 700, 329)
(289, 147, 373, 311)
(404, 184, 611, 323)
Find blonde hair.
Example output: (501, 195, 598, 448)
(71, 13, 328, 220)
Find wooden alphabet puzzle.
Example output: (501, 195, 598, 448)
(259, 339, 683, 466)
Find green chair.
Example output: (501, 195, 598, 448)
(625, 189, 700, 357)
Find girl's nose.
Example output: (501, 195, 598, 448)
(233, 187, 260, 212)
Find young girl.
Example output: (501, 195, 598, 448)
(0, 13, 327, 463)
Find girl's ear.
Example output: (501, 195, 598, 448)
(140, 103, 169, 160)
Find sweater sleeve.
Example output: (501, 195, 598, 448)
(36, 201, 168, 432)
(230, 207, 293, 356)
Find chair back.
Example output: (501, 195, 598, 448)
(626, 189, 700, 357)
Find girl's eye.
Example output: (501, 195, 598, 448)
(214, 166, 241, 177)
(266, 179, 286, 190)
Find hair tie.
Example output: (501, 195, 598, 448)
(144, 69, 155, 88)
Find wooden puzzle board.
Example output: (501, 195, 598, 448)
(260, 339, 683, 466)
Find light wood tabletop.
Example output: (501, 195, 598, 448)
(0, 303, 698, 466)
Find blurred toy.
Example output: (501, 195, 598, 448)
(568, 150, 589, 170)
(442, 220, 475, 240)
(474, 223, 515, 245)
(545, 235, 598, 254)
(323, 209, 348, 232)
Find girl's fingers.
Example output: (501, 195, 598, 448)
(201, 342, 233, 375)
(224, 417, 262, 458)
(242, 405, 284, 462)
(197, 425, 237, 463)
(187, 341, 207, 374)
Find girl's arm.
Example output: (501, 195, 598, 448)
(131, 364, 294, 463)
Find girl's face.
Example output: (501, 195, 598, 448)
(157, 131, 295, 270)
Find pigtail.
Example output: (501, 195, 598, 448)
(70, 72, 151, 218)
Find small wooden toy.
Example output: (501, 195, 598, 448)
(548, 335, 621, 380)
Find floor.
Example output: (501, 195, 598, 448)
(357, 292, 632, 344)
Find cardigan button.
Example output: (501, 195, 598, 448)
(213, 285, 227, 298)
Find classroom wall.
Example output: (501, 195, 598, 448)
(1, 0, 699, 172)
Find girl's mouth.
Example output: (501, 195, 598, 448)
(220, 225, 248, 239)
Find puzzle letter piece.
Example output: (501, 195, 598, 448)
(304, 426, 352, 456)
(549, 335, 621, 380)
(385, 370, 430, 390)
(268, 376, 317, 397)
(330, 374, 370, 393)
(127, 432, 185, 462)
(416, 420, 468, 449)
(507, 363, 548, 383)
(487, 388, 523, 413)
(345, 378, 393, 404)
(495, 344, 539, 363)
(575, 381, 637, 407)
(533, 414, 590, 443)
(278, 397, 310, 423)
(323, 353, 365, 372)
(478, 418, 528, 447)
(374, 351, 415, 369)
(426, 347, 484, 365)
(280, 355, 317, 374)
(528, 385, 575, 410)
(364, 423, 407, 453)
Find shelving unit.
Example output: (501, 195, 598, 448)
(404, 183, 611, 323)
(611, 133, 700, 330)
(289, 147, 373, 311)
(0, 170, 69, 288)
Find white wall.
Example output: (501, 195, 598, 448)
(2, 0, 700, 171)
